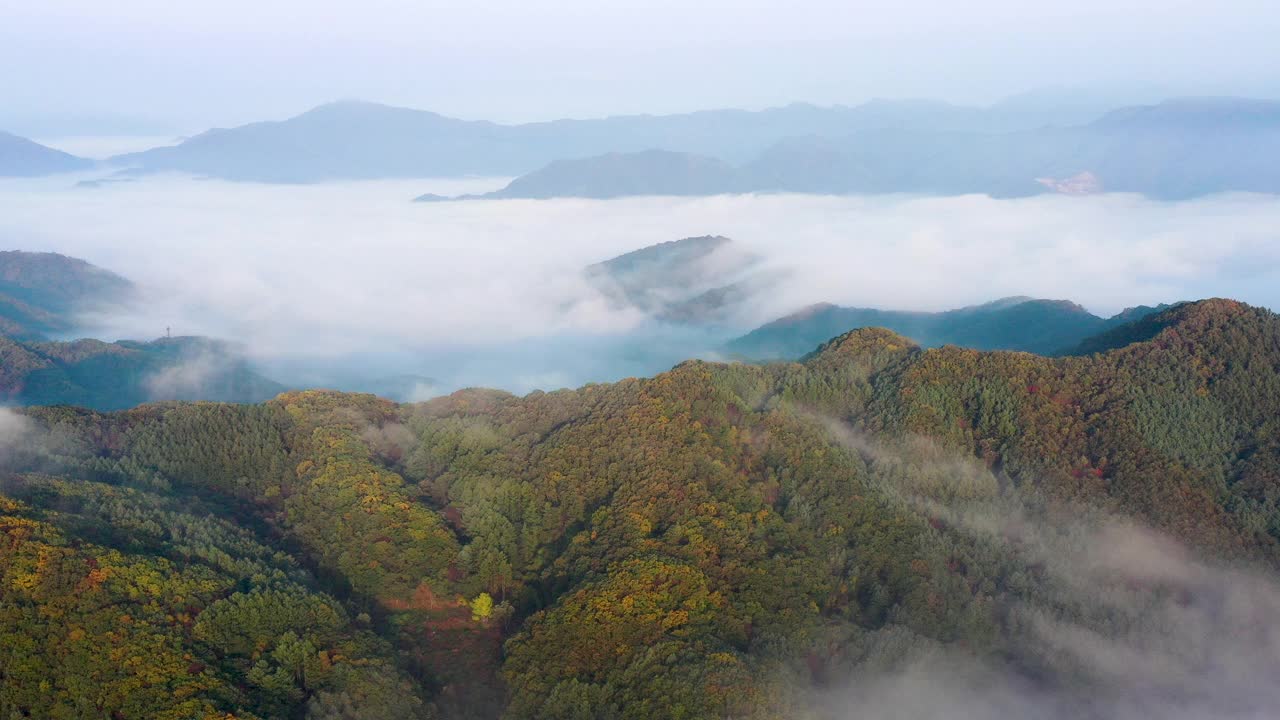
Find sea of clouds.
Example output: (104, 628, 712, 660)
(2, 174, 1278, 394)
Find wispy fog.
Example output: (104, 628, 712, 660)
(0, 408, 33, 461)
(807, 419, 1280, 720)
(2, 175, 1278, 394)
(810, 511, 1280, 720)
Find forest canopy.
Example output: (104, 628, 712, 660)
(2, 299, 1279, 719)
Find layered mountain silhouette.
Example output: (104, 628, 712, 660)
(110, 97, 1098, 183)
(3, 95, 1270, 197)
(727, 296, 1170, 359)
(425, 97, 1280, 201)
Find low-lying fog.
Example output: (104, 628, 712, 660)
(2, 174, 1278, 397)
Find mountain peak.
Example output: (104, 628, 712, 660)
(0, 131, 92, 177)
(1066, 299, 1268, 356)
(299, 99, 427, 117)
(598, 235, 732, 266)
(290, 99, 459, 125)
(583, 235, 767, 325)
(803, 326, 918, 365)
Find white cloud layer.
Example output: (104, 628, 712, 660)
(1, 176, 1278, 392)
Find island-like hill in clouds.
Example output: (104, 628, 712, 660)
(0, 334, 285, 410)
(583, 234, 778, 326)
(4, 297, 1279, 719)
(0, 250, 283, 409)
(0, 250, 135, 339)
(433, 97, 1280, 201)
(726, 296, 1171, 360)
(0, 131, 92, 176)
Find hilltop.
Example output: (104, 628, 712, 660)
(580, 235, 779, 326)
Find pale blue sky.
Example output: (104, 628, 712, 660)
(3, 0, 1279, 133)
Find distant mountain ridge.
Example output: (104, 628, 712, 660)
(426, 97, 1280, 201)
(106, 95, 1120, 183)
(9, 95, 1277, 196)
(727, 296, 1171, 359)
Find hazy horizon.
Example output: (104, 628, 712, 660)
(7, 87, 1219, 145)
(4, 0, 1280, 136)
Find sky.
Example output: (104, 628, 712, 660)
(3, 0, 1280, 134)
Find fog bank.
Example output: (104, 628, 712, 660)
(2, 176, 1278, 393)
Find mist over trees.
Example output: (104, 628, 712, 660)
(3, 299, 1279, 718)
(3, 3, 1279, 716)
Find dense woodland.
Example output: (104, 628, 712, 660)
(2, 298, 1279, 718)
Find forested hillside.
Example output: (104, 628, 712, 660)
(2, 298, 1278, 718)
(0, 251, 134, 340)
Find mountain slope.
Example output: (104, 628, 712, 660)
(467, 150, 740, 200)
(3, 298, 1279, 718)
(582, 235, 773, 325)
(111, 101, 517, 182)
(0, 131, 92, 176)
(726, 297, 1169, 360)
(0, 251, 135, 339)
(0, 412, 432, 719)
